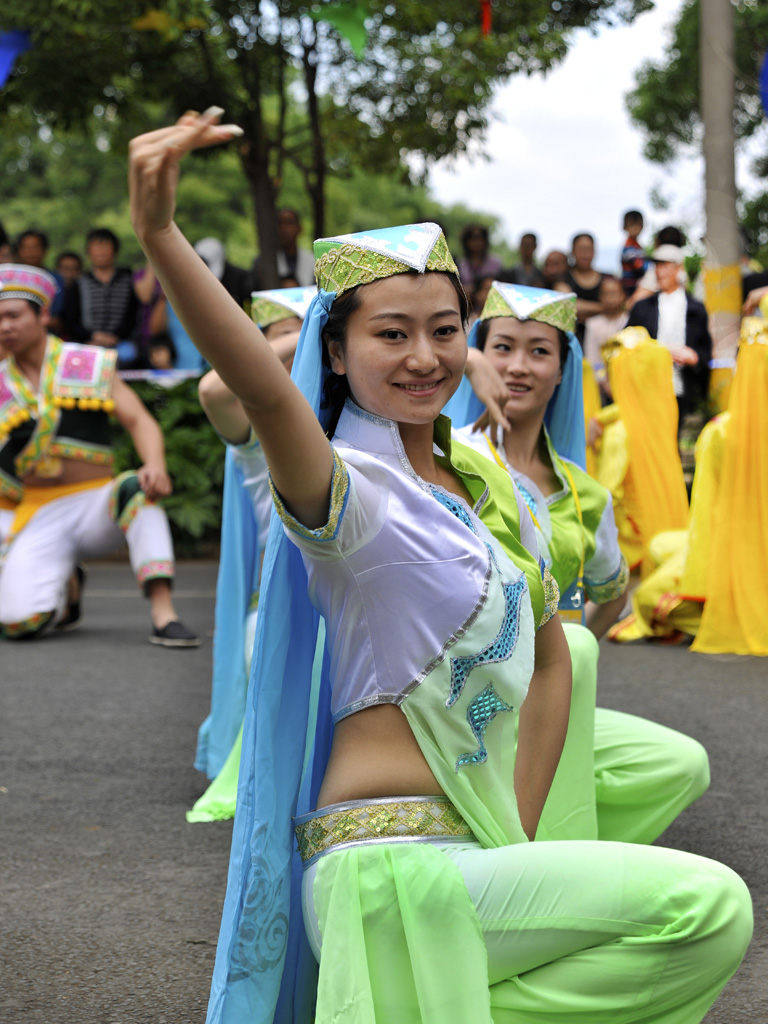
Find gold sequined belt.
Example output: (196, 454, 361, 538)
(294, 795, 475, 867)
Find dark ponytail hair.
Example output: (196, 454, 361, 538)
(320, 271, 469, 438)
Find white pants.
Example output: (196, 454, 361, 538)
(0, 508, 13, 544)
(0, 476, 174, 636)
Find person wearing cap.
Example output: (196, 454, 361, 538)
(609, 316, 768, 655)
(626, 243, 712, 424)
(190, 286, 316, 823)
(128, 111, 752, 1024)
(0, 263, 199, 646)
(452, 282, 708, 848)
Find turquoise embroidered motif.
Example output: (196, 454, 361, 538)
(447, 575, 527, 707)
(515, 480, 538, 518)
(429, 487, 477, 534)
(456, 684, 514, 769)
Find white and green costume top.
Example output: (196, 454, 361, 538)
(455, 281, 627, 619)
(457, 424, 629, 618)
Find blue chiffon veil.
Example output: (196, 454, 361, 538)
(195, 447, 260, 779)
(205, 289, 337, 1024)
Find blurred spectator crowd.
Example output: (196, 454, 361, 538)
(1, 208, 765, 378)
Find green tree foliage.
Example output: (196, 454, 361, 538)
(626, 0, 768, 264)
(0, 109, 511, 268)
(626, 0, 768, 164)
(2, 0, 651, 280)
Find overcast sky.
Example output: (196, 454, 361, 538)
(429, 0, 764, 272)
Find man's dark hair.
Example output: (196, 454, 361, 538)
(520, 232, 538, 247)
(461, 223, 490, 254)
(277, 207, 301, 225)
(17, 229, 49, 251)
(24, 300, 43, 315)
(55, 250, 83, 269)
(655, 225, 686, 248)
(86, 227, 120, 253)
(571, 232, 594, 248)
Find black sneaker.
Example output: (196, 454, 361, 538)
(149, 620, 201, 648)
(55, 565, 86, 632)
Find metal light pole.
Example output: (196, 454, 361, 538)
(700, 0, 741, 411)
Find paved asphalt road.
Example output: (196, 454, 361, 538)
(2, 560, 765, 1023)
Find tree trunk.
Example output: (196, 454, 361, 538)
(242, 141, 280, 290)
(303, 28, 326, 239)
(700, 0, 740, 412)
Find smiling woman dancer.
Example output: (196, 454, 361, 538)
(130, 111, 751, 1024)
(455, 281, 710, 846)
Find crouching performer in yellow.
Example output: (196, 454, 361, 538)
(0, 264, 198, 645)
(590, 326, 689, 572)
(610, 316, 768, 655)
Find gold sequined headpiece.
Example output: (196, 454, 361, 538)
(739, 316, 768, 347)
(250, 286, 317, 328)
(313, 223, 459, 297)
(479, 281, 577, 334)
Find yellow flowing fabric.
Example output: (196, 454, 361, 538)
(582, 359, 601, 479)
(610, 341, 688, 575)
(678, 415, 729, 601)
(694, 340, 768, 655)
(609, 417, 728, 642)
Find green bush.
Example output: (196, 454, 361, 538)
(112, 378, 225, 555)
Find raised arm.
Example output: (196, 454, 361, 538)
(198, 369, 251, 446)
(129, 111, 333, 529)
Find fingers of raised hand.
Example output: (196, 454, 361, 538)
(130, 109, 242, 168)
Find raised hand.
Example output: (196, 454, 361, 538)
(129, 109, 242, 241)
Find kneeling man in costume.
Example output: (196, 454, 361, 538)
(0, 264, 198, 646)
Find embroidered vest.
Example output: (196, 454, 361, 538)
(0, 337, 117, 494)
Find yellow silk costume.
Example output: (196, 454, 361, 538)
(610, 316, 768, 655)
(591, 327, 688, 570)
(694, 319, 768, 655)
(607, 415, 727, 643)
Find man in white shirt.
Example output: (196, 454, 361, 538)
(626, 244, 712, 426)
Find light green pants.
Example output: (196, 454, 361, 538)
(306, 838, 752, 1024)
(536, 624, 709, 843)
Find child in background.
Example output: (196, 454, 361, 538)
(147, 333, 177, 370)
(583, 276, 628, 400)
(621, 210, 647, 299)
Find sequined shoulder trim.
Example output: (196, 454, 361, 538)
(270, 446, 349, 542)
(585, 555, 630, 605)
(539, 561, 560, 628)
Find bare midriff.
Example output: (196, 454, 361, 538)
(316, 704, 444, 809)
(23, 457, 112, 488)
